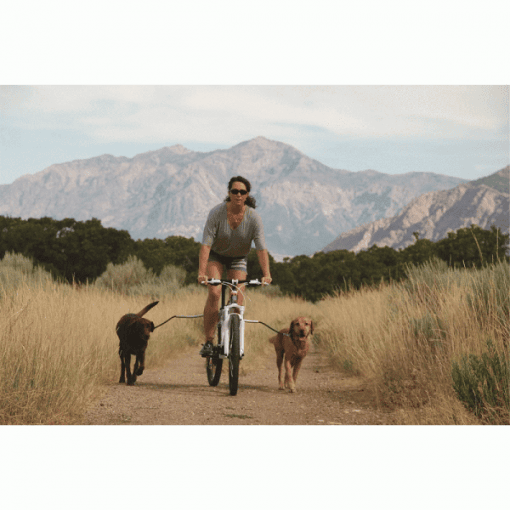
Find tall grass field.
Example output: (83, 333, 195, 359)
(1, 253, 508, 424)
(319, 258, 509, 424)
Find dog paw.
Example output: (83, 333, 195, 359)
(278, 386, 285, 391)
(135, 367, 144, 376)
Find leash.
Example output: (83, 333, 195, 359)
(154, 314, 204, 329)
(244, 320, 290, 336)
(154, 315, 289, 336)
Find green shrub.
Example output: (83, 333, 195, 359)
(0, 252, 53, 293)
(94, 255, 186, 297)
(451, 339, 509, 424)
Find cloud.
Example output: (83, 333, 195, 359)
(2, 85, 507, 146)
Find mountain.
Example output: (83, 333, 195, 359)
(0, 137, 466, 257)
(322, 166, 510, 254)
(467, 166, 510, 194)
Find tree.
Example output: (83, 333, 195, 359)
(436, 225, 509, 268)
(134, 236, 201, 284)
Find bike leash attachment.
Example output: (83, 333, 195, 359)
(154, 315, 287, 336)
(154, 314, 204, 330)
(244, 320, 290, 336)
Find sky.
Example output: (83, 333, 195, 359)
(1, 84, 508, 185)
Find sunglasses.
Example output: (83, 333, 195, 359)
(230, 189, 248, 195)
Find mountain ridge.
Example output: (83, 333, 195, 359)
(322, 166, 510, 254)
(0, 137, 469, 257)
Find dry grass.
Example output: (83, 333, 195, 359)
(317, 259, 509, 425)
(0, 274, 205, 424)
(0, 262, 318, 424)
(2, 252, 507, 425)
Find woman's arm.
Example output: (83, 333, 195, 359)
(257, 249, 272, 284)
(198, 244, 211, 284)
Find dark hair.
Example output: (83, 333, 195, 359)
(225, 175, 257, 208)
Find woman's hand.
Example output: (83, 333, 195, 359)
(198, 275, 208, 285)
(261, 276, 272, 285)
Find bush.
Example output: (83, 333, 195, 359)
(0, 252, 53, 293)
(93, 255, 186, 297)
(451, 339, 509, 424)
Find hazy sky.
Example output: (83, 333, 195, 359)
(1, 85, 508, 185)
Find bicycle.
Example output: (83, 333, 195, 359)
(202, 278, 266, 396)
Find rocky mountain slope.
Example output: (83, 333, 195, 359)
(0, 137, 466, 257)
(322, 166, 509, 253)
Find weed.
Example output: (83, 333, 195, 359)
(451, 339, 509, 424)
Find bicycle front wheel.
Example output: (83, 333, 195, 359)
(228, 315, 241, 396)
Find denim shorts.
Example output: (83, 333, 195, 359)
(208, 250, 248, 272)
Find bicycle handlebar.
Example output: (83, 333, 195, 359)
(202, 278, 268, 287)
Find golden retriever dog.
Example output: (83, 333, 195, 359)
(116, 301, 159, 385)
(269, 317, 314, 393)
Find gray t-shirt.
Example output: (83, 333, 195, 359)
(202, 202, 267, 257)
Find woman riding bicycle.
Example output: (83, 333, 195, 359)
(198, 176, 272, 357)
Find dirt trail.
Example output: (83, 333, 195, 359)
(83, 345, 390, 425)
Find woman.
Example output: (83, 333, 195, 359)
(198, 176, 272, 357)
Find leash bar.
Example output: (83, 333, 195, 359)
(154, 315, 288, 337)
(244, 320, 290, 336)
(154, 314, 204, 329)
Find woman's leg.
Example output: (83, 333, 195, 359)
(203, 261, 223, 343)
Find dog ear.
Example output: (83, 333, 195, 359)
(289, 319, 296, 333)
(150, 322, 155, 332)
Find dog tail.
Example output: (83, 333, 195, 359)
(136, 301, 159, 317)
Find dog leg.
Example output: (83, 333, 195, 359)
(119, 352, 126, 383)
(284, 357, 296, 393)
(125, 353, 137, 385)
(135, 352, 145, 376)
(292, 359, 303, 386)
(276, 351, 285, 390)
(133, 356, 140, 379)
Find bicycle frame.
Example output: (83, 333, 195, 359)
(204, 278, 282, 395)
(202, 278, 279, 359)
(207, 279, 264, 359)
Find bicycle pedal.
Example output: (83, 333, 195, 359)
(199, 343, 214, 357)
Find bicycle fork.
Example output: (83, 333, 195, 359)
(218, 305, 245, 359)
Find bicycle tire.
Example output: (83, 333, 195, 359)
(206, 324, 223, 386)
(228, 314, 241, 396)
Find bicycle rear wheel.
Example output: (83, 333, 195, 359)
(228, 315, 241, 395)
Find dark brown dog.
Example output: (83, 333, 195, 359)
(116, 301, 159, 385)
(269, 317, 314, 393)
